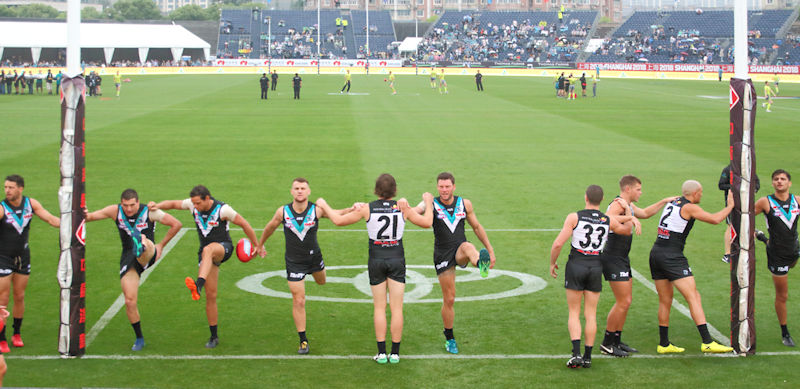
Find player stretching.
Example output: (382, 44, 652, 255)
(255, 178, 349, 354)
(155, 185, 259, 348)
(600, 176, 676, 357)
(550, 185, 630, 368)
(387, 71, 396, 95)
(0, 175, 60, 353)
(430, 66, 438, 89)
(650, 180, 734, 354)
(762, 80, 776, 112)
(340, 69, 351, 93)
(85, 189, 182, 350)
(438, 69, 448, 94)
(316, 174, 433, 364)
(754, 169, 799, 347)
(410, 172, 495, 354)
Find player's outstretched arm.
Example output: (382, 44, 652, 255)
(607, 199, 640, 235)
(400, 192, 433, 228)
(464, 198, 497, 267)
(31, 198, 60, 227)
(609, 216, 632, 236)
(84, 204, 117, 222)
(684, 191, 734, 225)
(153, 200, 185, 211)
(550, 213, 577, 278)
(753, 196, 770, 216)
(316, 198, 366, 226)
(633, 196, 679, 219)
(231, 213, 259, 249)
(256, 207, 284, 257)
(153, 211, 182, 258)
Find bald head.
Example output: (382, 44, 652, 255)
(682, 180, 702, 196)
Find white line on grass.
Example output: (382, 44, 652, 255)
(84, 229, 188, 348)
(630, 267, 729, 345)
(9, 351, 800, 361)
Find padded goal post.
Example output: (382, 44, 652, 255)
(729, 77, 757, 355)
(57, 76, 87, 357)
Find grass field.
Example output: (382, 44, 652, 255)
(0, 72, 799, 388)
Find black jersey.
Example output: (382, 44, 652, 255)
(432, 196, 467, 250)
(0, 197, 33, 257)
(654, 196, 695, 250)
(604, 196, 633, 257)
(764, 194, 799, 255)
(115, 204, 155, 252)
(282, 202, 321, 258)
(366, 199, 405, 259)
(192, 199, 232, 249)
(569, 209, 610, 259)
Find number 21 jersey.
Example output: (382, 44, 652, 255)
(366, 200, 406, 259)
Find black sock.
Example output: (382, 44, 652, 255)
(571, 339, 581, 356)
(443, 328, 454, 341)
(697, 324, 713, 344)
(583, 345, 593, 360)
(196, 277, 206, 293)
(209, 325, 218, 339)
(298, 331, 307, 343)
(781, 324, 790, 337)
(377, 341, 386, 354)
(132, 321, 143, 339)
(12, 318, 22, 335)
(614, 331, 622, 345)
(391, 341, 400, 355)
(602, 330, 614, 346)
(659, 326, 670, 347)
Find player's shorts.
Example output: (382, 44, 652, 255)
(0, 251, 31, 276)
(115, 83, 121, 88)
(581, 83, 587, 89)
(285, 253, 325, 282)
(119, 247, 158, 279)
(433, 242, 468, 275)
(569, 85, 575, 91)
(602, 254, 632, 281)
(564, 256, 603, 292)
(368, 256, 405, 285)
(766, 245, 799, 276)
(649, 245, 693, 281)
(440, 80, 447, 87)
(197, 241, 233, 266)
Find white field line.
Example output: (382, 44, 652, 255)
(630, 267, 729, 345)
(8, 351, 800, 361)
(84, 229, 188, 347)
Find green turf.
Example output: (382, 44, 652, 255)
(1, 73, 798, 388)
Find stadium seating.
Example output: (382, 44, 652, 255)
(417, 11, 597, 62)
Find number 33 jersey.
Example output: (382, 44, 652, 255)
(570, 209, 611, 258)
(367, 199, 406, 259)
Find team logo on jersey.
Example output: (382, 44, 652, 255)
(768, 195, 798, 229)
(193, 204, 222, 237)
(433, 197, 465, 233)
(117, 205, 149, 237)
(284, 204, 316, 241)
(1, 198, 32, 234)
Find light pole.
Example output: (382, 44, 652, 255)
(267, 16, 271, 58)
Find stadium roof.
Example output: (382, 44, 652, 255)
(0, 21, 211, 62)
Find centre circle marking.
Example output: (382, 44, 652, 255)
(236, 265, 546, 303)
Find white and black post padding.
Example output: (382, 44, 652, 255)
(57, 76, 87, 357)
(729, 77, 757, 355)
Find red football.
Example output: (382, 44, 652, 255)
(236, 238, 254, 262)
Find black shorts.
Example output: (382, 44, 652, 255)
(649, 246, 693, 281)
(433, 243, 468, 275)
(285, 253, 325, 282)
(602, 254, 632, 282)
(564, 257, 603, 292)
(119, 247, 158, 279)
(368, 256, 405, 285)
(0, 251, 31, 276)
(197, 241, 233, 266)
(766, 246, 799, 276)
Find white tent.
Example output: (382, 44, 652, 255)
(0, 21, 211, 63)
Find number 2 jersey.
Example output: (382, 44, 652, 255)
(569, 209, 611, 261)
(654, 196, 695, 251)
(366, 199, 406, 259)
